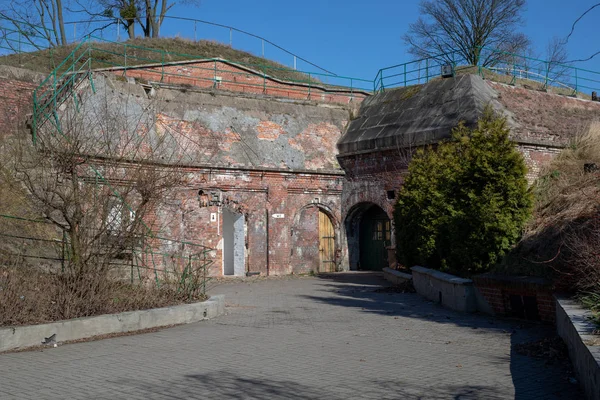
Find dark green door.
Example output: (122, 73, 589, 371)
(359, 206, 391, 271)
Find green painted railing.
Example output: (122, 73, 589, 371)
(374, 47, 600, 97)
(0, 213, 213, 291)
(31, 35, 372, 143)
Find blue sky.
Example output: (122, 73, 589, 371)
(66, 0, 600, 85)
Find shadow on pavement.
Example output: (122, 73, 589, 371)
(111, 370, 516, 399)
(304, 272, 581, 400)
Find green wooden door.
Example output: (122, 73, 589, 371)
(359, 206, 391, 271)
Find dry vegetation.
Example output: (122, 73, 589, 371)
(499, 122, 600, 323)
(0, 76, 212, 327)
(0, 265, 205, 326)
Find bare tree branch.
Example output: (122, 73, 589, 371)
(403, 0, 529, 67)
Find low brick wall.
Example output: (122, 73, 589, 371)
(473, 274, 555, 322)
(0, 295, 225, 352)
(556, 297, 600, 400)
(411, 266, 477, 312)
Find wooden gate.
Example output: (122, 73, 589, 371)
(318, 210, 336, 272)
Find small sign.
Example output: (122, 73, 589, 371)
(210, 213, 217, 222)
(272, 213, 285, 219)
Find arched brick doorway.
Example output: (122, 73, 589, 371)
(345, 203, 391, 271)
(290, 204, 338, 274)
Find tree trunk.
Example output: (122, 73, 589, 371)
(127, 21, 135, 39)
(54, 0, 67, 45)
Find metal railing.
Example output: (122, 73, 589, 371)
(32, 35, 371, 142)
(0, 214, 214, 291)
(65, 15, 335, 75)
(374, 47, 600, 97)
(0, 14, 335, 76)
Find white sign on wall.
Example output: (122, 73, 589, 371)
(210, 213, 217, 222)
(272, 213, 285, 219)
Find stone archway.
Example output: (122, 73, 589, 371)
(289, 204, 338, 274)
(345, 202, 391, 271)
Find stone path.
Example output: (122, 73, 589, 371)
(0, 272, 581, 399)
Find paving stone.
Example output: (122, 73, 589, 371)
(0, 272, 582, 399)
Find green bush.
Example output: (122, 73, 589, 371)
(394, 108, 533, 277)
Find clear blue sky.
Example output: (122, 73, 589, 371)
(159, 1, 600, 78)
(66, 1, 600, 83)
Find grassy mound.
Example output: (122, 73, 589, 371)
(0, 37, 320, 84)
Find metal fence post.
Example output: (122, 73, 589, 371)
(161, 50, 165, 82)
(203, 251, 207, 296)
(61, 230, 66, 273)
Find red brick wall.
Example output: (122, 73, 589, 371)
(0, 77, 37, 137)
(115, 60, 367, 105)
(473, 275, 555, 322)
(476, 285, 555, 322)
(147, 168, 344, 276)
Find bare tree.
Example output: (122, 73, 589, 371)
(403, 0, 529, 66)
(546, 36, 569, 83)
(0, 0, 67, 49)
(71, 0, 199, 39)
(69, 0, 139, 39)
(10, 79, 187, 282)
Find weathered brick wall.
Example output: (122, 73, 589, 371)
(151, 168, 344, 276)
(517, 144, 563, 183)
(111, 60, 368, 105)
(0, 66, 45, 138)
(474, 275, 555, 322)
(0, 78, 37, 137)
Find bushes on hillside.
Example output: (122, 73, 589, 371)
(513, 123, 600, 293)
(394, 108, 532, 277)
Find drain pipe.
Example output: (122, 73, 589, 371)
(265, 208, 270, 276)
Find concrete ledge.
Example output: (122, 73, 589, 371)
(411, 266, 476, 312)
(382, 267, 412, 285)
(556, 297, 600, 400)
(0, 295, 225, 353)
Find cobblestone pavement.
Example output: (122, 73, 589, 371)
(0, 273, 582, 399)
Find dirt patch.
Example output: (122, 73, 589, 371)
(514, 336, 570, 364)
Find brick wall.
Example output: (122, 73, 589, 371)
(112, 60, 368, 105)
(151, 168, 344, 276)
(0, 77, 37, 137)
(473, 275, 555, 322)
(517, 144, 563, 183)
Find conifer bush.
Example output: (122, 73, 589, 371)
(394, 109, 532, 277)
